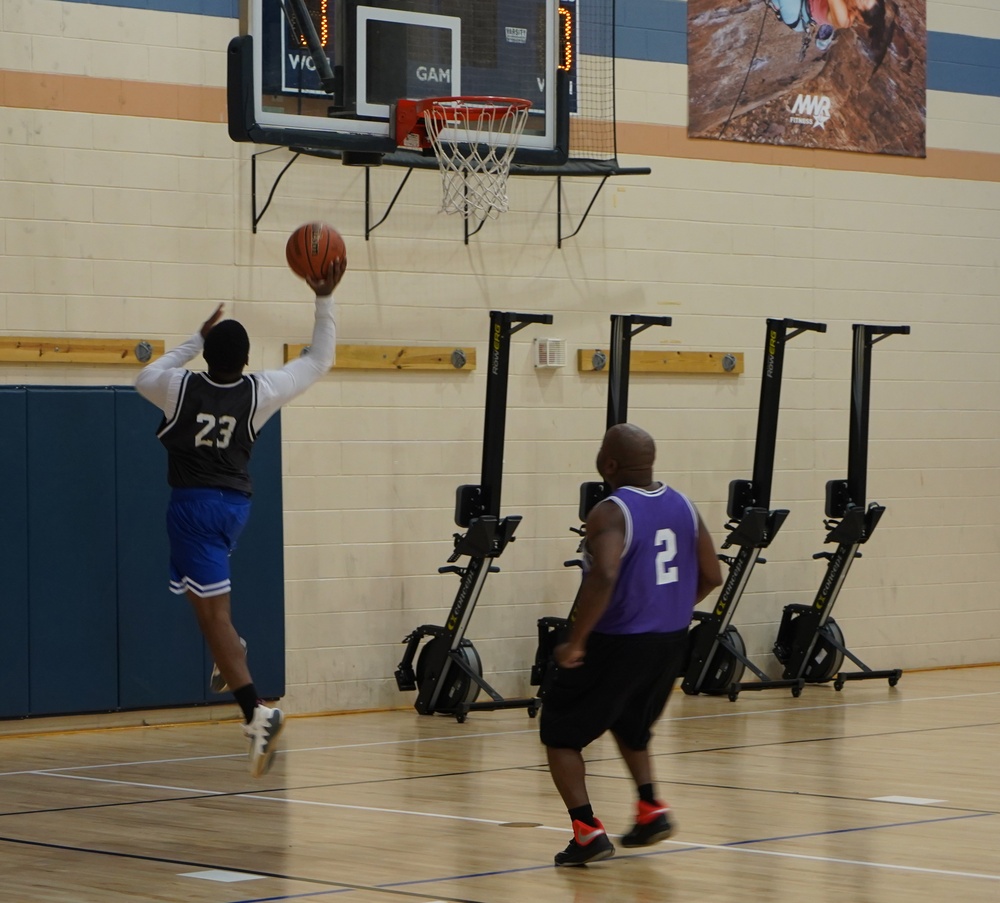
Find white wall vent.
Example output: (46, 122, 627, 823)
(533, 338, 567, 369)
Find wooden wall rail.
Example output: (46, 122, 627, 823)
(577, 349, 743, 375)
(284, 344, 477, 371)
(0, 337, 164, 365)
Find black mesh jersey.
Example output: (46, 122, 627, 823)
(157, 372, 259, 494)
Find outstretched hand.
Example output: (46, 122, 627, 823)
(306, 255, 347, 296)
(200, 304, 224, 339)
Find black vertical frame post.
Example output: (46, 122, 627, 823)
(749, 318, 789, 509)
(847, 323, 875, 508)
(749, 318, 828, 511)
(605, 314, 673, 429)
(606, 314, 631, 428)
(848, 323, 911, 505)
(479, 312, 518, 518)
(460, 311, 553, 525)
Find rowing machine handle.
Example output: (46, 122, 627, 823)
(784, 318, 827, 333)
(623, 314, 673, 328)
(506, 312, 554, 326)
(868, 324, 910, 335)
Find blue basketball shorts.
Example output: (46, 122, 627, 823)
(166, 487, 252, 598)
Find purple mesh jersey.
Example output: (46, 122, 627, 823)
(590, 484, 700, 634)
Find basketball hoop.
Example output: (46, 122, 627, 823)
(401, 96, 531, 222)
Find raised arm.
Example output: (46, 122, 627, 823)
(252, 259, 346, 429)
(134, 305, 224, 415)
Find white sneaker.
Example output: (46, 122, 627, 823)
(243, 704, 284, 777)
(209, 637, 248, 694)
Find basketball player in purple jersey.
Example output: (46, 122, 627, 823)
(541, 423, 723, 865)
(135, 258, 345, 777)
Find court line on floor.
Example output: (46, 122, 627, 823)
(19, 771, 570, 831)
(362, 812, 1000, 891)
(8, 698, 999, 826)
(6, 688, 1000, 824)
(2, 810, 996, 903)
(3, 687, 998, 778)
(0, 728, 527, 776)
(0, 833, 478, 903)
(18, 767, 998, 848)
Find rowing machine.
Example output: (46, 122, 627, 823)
(395, 311, 552, 722)
(772, 323, 909, 691)
(684, 318, 826, 700)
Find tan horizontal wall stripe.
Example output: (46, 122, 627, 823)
(617, 121, 1000, 183)
(0, 70, 226, 123)
(2, 69, 997, 181)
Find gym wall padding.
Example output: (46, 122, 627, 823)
(115, 388, 206, 710)
(27, 388, 120, 715)
(229, 412, 286, 701)
(0, 390, 30, 719)
(1, 386, 285, 720)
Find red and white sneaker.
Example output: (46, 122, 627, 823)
(554, 818, 615, 866)
(621, 800, 674, 847)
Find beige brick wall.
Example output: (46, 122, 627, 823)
(1, 1, 998, 714)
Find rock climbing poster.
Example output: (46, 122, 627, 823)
(687, 0, 926, 157)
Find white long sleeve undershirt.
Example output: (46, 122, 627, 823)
(134, 294, 336, 432)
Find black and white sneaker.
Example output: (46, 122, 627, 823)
(554, 819, 615, 866)
(209, 637, 247, 694)
(243, 704, 284, 777)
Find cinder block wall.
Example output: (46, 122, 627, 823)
(1, 0, 997, 715)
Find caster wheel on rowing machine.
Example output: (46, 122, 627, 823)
(415, 636, 483, 717)
(792, 685, 802, 698)
(834, 679, 845, 691)
(527, 705, 538, 718)
(456, 713, 467, 723)
(686, 621, 747, 694)
(728, 688, 739, 702)
(888, 676, 899, 687)
(802, 618, 846, 683)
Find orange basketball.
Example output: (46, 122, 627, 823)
(285, 222, 346, 281)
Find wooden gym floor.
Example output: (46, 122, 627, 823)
(1, 666, 998, 902)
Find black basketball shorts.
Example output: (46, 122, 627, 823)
(539, 629, 689, 752)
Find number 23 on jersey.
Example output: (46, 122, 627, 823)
(195, 413, 237, 449)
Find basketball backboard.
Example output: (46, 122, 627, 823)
(229, 0, 573, 165)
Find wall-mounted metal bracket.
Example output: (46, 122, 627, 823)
(252, 147, 300, 234)
(249, 148, 651, 247)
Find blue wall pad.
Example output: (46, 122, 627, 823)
(0, 387, 285, 720)
(230, 412, 287, 700)
(0, 390, 30, 718)
(115, 388, 206, 709)
(27, 388, 120, 715)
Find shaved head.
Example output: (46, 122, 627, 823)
(597, 423, 657, 489)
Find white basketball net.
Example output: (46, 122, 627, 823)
(424, 97, 531, 222)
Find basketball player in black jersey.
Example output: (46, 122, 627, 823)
(136, 259, 344, 776)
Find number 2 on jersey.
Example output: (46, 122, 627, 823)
(655, 528, 678, 585)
